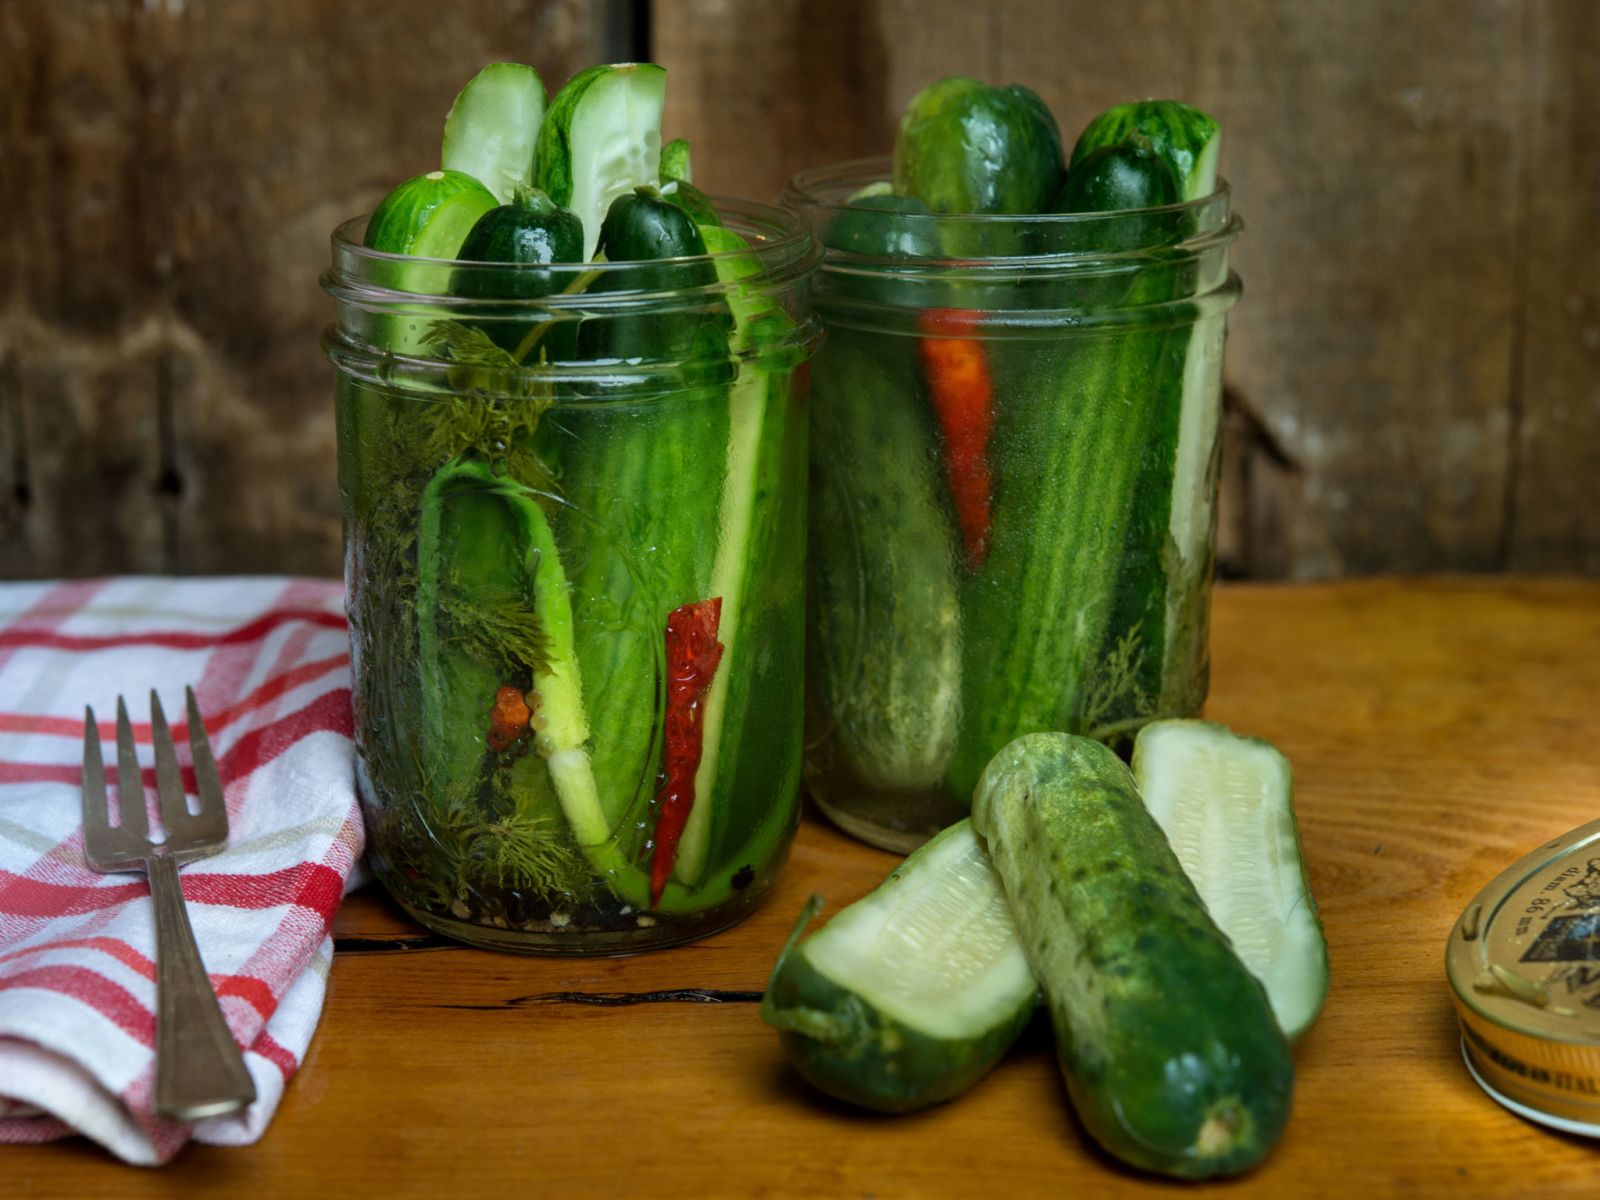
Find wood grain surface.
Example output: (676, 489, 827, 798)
(10, 578, 1600, 1197)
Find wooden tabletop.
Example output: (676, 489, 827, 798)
(12, 579, 1600, 1197)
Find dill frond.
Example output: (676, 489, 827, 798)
(438, 589, 552, 676)
(416, 322, 561, 495)
(1080, 626, 1153, 738)
(458, 812, 595, 903)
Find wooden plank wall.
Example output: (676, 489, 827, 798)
(656, 0, 1600, 578)
(1, 0, 1596, 580)
(0, 0, 620, 579)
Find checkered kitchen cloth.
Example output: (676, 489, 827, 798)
(0, 577, 362, 1164)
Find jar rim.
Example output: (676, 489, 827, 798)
(783, 156, 1242, 334)
(785, 155, 1233, 228)
(324, 193, 819, 305)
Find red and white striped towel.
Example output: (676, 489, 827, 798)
(0, 577, 362, 1164)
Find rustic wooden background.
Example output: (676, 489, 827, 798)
(2, 0, 1596, 581)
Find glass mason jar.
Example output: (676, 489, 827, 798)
(322, 199, 821, 953)
(784, 159, 1242, 852)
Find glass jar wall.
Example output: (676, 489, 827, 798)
(323, 199, 820, 952)
(786, 160, 1241, 852)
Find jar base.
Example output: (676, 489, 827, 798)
(389, 886, 770, 957)
(810, 788, 967, 855)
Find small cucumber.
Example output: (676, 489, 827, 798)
(453, 186, 585, 357)
(364, 169, 499, 259)
(972, 733, 1293, 1179)
(456, 186, 584, 271)
(1132, 720, 1329, 1042)
(534, 63, 668, 260)
(659, 136, 692, 184)
(807, 328, 962, 797)
(581, 187, 725, 364)
(1050, 144, 1180, 215)
(762, 819, 1038, 1113)
(441, 62, 547, 204)
(892, 76, 1064, 215)
(1069, 100, 1221, 202)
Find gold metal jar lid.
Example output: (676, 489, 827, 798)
(1447, 817, 1600, 1135)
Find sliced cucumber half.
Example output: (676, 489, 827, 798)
(441, 62, 547, 204)
(762, 819, 1037, 1112)
(535, 63, 667, 260)
(1132, 719, 1330, 1041)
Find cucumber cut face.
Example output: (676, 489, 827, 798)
(806, 820, 1033, 1039)
(441, 62, 547, 204)
(535, 64, 667, 260)
(762, 820, 1037, 1113)
(364, 169, 499, 259)
(1133, 719, 1330, 1041)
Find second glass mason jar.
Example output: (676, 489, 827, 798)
(785, 159, 1242, 852)
(323, 198, 820, 953)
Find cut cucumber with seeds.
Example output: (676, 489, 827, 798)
(363, 169, 500, 352)
(441, 62, 547, 204)
(535, 63, 668, 260)
(762, 819, 1038, 1113)
(364, 169, 499, 259)
(1132, 719, 1329, 1042)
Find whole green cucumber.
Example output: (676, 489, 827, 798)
(893, 76, 1064, 215)
(972, 733, 1293, 1179)
(808, 326, 961, 795)
(453, 186, 585, 358)
(559, 188, 731, 851)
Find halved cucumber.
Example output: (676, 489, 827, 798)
(1132, 719, 1329, 1042)
(441, 62, 547, 204)
(534, 63, 667, 260)
(364, 169, 499, 259)
(363, 169, 499, 352)
(762, 819, 1038, 1113)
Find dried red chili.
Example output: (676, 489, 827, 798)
(918, 307, 996, 569)
(486, 684, 532, 753)
(650, 597, 725, 905)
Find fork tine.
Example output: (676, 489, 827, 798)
(82, 706, 112, 852)
(150, 690, 189, 837)
(184, 687, 228, 843)
(114, 696, 148, 838)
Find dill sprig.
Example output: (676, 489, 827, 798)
(438, 587, 552, 677)
(419, 320, 560, 494)
(458, 812, 595, 903)
(1080, 626, 1153, 743)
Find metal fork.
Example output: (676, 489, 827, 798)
(81, 687, 256, 1122)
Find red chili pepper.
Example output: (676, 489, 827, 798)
(918, 307, 996, 568)
(486, 684, 532, 752)
(650, 597, 725, 905)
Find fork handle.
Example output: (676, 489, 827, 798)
(148, 854, 258, 1121)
